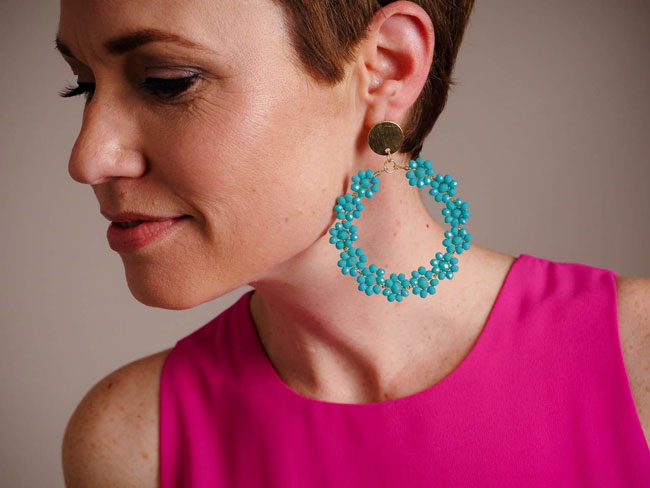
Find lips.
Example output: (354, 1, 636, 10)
(106, 215, 190, 252)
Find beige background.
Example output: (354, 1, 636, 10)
(1, 0, 649, 486)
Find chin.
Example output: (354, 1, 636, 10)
(126, 281, 197, 310)
(123, 266, 241, 310)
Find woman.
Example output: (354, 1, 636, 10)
(56, 0, 650, 486)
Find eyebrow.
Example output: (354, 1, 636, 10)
(54, 28, 214, 61)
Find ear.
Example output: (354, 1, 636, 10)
(356, 1, 435, 132)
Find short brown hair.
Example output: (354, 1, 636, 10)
(271, 0, 475, 160)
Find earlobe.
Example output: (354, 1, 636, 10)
(363, 79, 402, 130)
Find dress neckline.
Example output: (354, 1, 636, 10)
(243, 253, 526, 408)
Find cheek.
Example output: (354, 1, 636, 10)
(146, 79, 342, 266)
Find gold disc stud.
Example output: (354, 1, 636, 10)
(368, 121, 404, 156)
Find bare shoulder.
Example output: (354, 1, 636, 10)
(614, 274, 650, 448)
(61, 347, 173, 487)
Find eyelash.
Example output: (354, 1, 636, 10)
(57, 74, 200, 103)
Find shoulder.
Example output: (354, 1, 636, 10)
(614, 274, 650, 447)
(61, 347, 173, 487)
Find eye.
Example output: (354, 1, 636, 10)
(137, 74, 201, 100)
(57, 74, 200, 103)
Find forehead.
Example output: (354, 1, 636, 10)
(57, 0, 281, 62)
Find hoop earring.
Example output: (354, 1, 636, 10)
(328, 121, 473, 302)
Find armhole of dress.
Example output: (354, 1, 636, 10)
(609, 270, 650, 454)
(158, 343, 179, 488)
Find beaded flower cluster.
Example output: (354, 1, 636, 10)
(328, 156, 473, 302)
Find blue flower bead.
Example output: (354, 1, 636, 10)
(429, 173, 458, 202)
(441, 198, 471, 227)
(405, 157, 436, 188)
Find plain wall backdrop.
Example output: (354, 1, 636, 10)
(1, 0, 649, 486)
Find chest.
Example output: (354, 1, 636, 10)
(159, 363, 650, 487)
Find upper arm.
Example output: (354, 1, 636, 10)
(615, 275, 650, 447)
(61, 350, 169, 487)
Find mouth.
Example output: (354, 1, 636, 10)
(112, 215, 191, 228)
(106, 215, 191, 253)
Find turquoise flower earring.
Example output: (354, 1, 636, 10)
(328, 121, 473, 302)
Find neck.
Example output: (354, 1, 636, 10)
(248, 163, 489, 404)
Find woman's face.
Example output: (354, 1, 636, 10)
(57, 0, 360, 309)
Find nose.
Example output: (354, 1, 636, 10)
(68, 91, 147, 185)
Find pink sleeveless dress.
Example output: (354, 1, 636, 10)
(159, 253, 650, 487)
